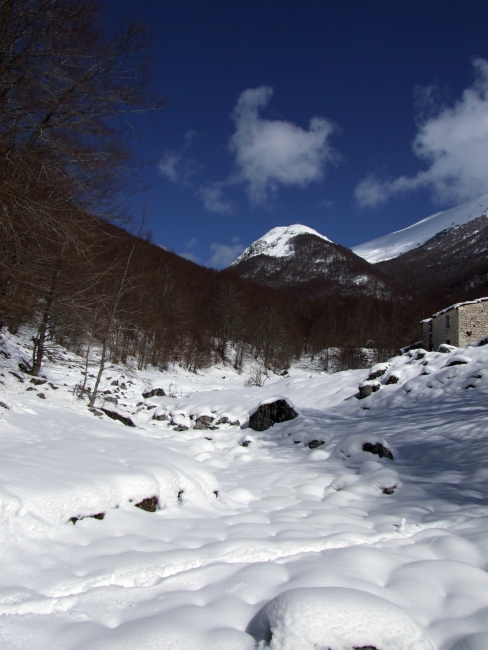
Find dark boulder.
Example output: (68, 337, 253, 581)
(358, 384, 372, 399)
(30, 377, 47, 386)
(143, 388, 166, 399)
(69, 512, 105, 524)
(194, 415, 214, 430)
(152, 412, 168, 421)
(385, 374, 399, 385)
(308, 440, 325, 449)
(135, 496, 158, 512)
(368, 368, 387, 380)
(362, 442, 394, 461)
(249, 399, 297, 432)
(447, 357, 469, 366)
(101, 408, 135, 427)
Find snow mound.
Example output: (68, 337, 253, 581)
(449, 632, 488, 649)
(250, 587, 434, 650)
(353, 193, 488, 263)
(232, 224, 331, 264)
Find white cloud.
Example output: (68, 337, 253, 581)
(207, 242, 245, 269)
(158, 130, 197, 183)
(196, 184, 233, 214)
(158, 152, 180, 182)
(229, 86, 337, 204)
(185, 237, 198, 249)
(356, 59, 488, 207)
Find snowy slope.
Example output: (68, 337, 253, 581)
(3, 330, 488, 649)
(232, 224, 331, 265)
(353, 193, 488, 263)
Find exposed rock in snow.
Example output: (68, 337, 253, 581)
(362, 442, 394, 461)
(249, 398, 298, 431)
(142, 387, 166, 399)
(101, 408, 136, 427)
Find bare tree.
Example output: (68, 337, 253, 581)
(0, 0, 163, 327)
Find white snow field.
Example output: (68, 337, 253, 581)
(353, 193, 488, 263)
(2, 331, 488, 649)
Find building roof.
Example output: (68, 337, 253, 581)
(428, 296, 488, 320)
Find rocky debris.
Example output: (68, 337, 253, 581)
(362, 442, 394, 461)
(26, 386, 37, 392)
(215, 416, 240, 426)
(194, 415, 214, 430)
(104, 395, 118, 404)
(239, 439, 251, 447)
(143, 388, 166, 399)
(69, 512, 105, 524)
(88, 407, 104, 417)
(30, 377, 46, 386)
(152, 412, 168, 421)
(120, 382, 127, 390)
(385, 374, 400, 385)
(438, 343, 456, 354)
(111, 380, 119, 386)
(9, 371, 24, 383)
(173, 425, 189, 431)
(358, 384, 372, 399)
(447, 356, 470, 366)
(382, 486, 396, 495)
(37, 392, 46, 399)
(213, 490, 219, 498)
(368, 365, 388, 380)
(249, 399, 298, 432)
(177, 490, 184, 503)
(308, 440, 325, 449)
(0, 401, 9, 409)
(135, 496, 159, 512)
(101, 408, 135, 427)
(49, 382, 58, 390)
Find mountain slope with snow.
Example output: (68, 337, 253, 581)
(353, 194, 488, 263)
(232, 224, 331, 265)
(230, 225, 396, 298)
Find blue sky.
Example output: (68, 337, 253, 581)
(106, 0, 488, 267)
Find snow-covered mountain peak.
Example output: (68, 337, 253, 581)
(232, 224, 331, 265)
(353, 193, 488, 263)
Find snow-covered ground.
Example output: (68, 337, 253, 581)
(353, 193, 488, 263)
(2, 330, 488, 649)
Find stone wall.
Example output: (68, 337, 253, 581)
(431, 308, 459, 350)
(422, 320, 432, 350)
(458, 302, 488, 347)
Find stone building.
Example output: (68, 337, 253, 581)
(422, 298, 488, 350)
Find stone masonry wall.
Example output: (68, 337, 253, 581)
(422, 321, 432, 350)
(432, 308, 459, 350)
(458, 302, 488, 347)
